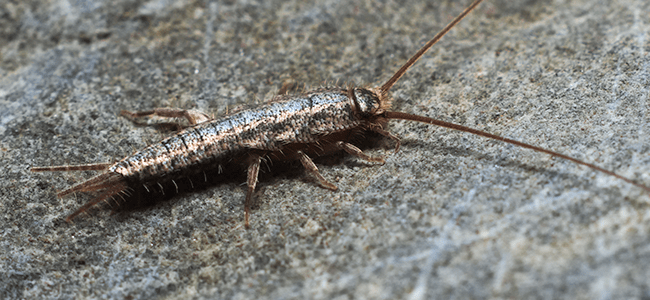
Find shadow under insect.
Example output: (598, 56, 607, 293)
(70, 128, 386, 220)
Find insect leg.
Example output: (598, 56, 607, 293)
(335, 141, 386, 164)
(244, 154, 262, 228)
(297, 151, 338, 191)
(370, 127, 402, 154)
(121, 108, 211, 126)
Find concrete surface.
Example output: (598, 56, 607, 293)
(2, 0, 649, 299)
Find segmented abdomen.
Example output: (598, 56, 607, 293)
(111, 88, 360, 182)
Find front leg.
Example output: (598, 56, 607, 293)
(335, 141, 386, 164)
(370, 126, 401, 154)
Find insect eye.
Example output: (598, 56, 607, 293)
(352, 88, 381, 115)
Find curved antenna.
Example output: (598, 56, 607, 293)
(379, 0, 485, 96)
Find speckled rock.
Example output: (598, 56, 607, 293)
(2, 0, 649, 299)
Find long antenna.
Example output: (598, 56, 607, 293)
(376, 0, 649, 194)
(384, 111, 650, 194)
(379, 0, 485, 96)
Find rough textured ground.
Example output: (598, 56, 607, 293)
(2, 0, 649, 299)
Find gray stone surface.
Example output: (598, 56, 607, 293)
(2, 0, 649, 298)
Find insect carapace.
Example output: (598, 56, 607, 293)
(31, 0, 650, 228)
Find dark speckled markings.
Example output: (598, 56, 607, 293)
(32, 86, 394, 227)
(113, 88, 360, 182)
(31, 0, 649, 228)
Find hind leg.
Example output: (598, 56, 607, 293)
(121, 108, 211, 128)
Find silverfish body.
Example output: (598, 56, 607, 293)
(31, 0, 649, 227)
